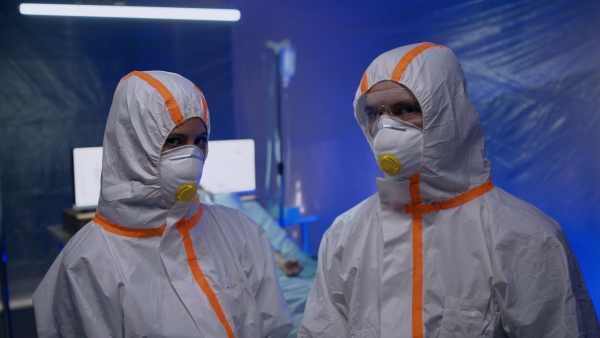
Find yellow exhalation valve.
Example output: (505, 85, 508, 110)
(378, 153, 401, 175)
(175, 183, 197, 201)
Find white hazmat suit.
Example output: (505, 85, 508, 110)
(298, 43, 599, 337)
(33, 71, 292, 337)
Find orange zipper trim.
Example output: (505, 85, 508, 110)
(409, 174, 424, 337)
(406, 176, 493, 337)
(175, 206, 235, 338)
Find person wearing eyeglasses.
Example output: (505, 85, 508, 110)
(298, 43, 599, 337)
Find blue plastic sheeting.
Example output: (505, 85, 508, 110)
(230, 0, 600, 314)
(0, 1, 236, 331)
(0, 0, 598, 330)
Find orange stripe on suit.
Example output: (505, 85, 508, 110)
(94, 212, 166, 238)
(123, 71, 185, 126)
(406, 175, 493, 337)
(391, 43, 445, 83)
(175, 207, 235, 338)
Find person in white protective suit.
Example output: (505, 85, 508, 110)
(298, 43, 600, 337)
(33, 71, 293, 337)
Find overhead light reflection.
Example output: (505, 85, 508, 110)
(19, 3, 241, 21)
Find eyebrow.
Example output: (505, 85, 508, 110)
(166, 132, 187, 138)
(390, 99, 421, 108)
(166, 132, 209, 139)
(366, 99, 420, 108)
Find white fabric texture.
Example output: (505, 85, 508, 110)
(298, 44, 599, 337)
(33, 71, 292, 337)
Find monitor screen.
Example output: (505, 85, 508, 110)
(73, 146, 103, 209)
(200, 139, 256, 194)
(71, 139, 256, 209)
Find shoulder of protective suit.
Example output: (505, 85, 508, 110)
(325, 193, 380, 238)
(483, 187, 561, 235)
(480, 187, 598, 329)
(201, 202, 240, 217)
(57, 222, 117, 271)
(479, 187, 578, 267)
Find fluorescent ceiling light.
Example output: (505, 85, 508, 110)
(19, 3, 241, 21)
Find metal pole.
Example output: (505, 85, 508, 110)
(0, 166, 13, 337)
(275, 50, 286, 226)
(265, 40, 291, 226)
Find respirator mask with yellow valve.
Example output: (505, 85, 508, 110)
(359, 86, 424, 181)
(370, 116, 423, 180)
(160, 145, 205, 203)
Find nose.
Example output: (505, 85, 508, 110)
(378, 104, 392, 117)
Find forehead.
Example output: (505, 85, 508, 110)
(368, 80, 405, 93)
(169, 117, 207, 136)
(365, 81, 420, 105)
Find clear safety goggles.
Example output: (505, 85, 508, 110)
(357, 87, 422, 137)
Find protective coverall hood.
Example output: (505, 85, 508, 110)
(98, 70, 210, 229)
(354, 42, 491, 202)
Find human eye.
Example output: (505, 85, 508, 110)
(194, 135, 208, 152)
(194, 136, 207, 146)
(364, 106, 381, 125)
(164, 137, 182, 146)
(162, 136, 184, 152)
(364, 105, 378, 117)
(392, 104, 421, 116)
(402, 106, 421, 114)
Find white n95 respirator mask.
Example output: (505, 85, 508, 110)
(371, 116, 423, 180)
(160, 145, 205, 203)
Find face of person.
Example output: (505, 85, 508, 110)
(162, 117, 208, 155)
(365, 81, 423, 133)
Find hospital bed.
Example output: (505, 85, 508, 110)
(202, 192, 316, 338)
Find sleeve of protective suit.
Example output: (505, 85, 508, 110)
(55, 260, 122, 336)
(298, 226, 349, 337)
(490, 199, 600, 336)
(32, 251, 62, 337)
(236, 210, 293, 337)
(34, 237, 124, 337)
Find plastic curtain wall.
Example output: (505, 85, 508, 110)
(0, 0, 598, 334)
(0, 0, 235, 335)
(230, 0, 600, 314)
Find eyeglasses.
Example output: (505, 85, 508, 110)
(358, 87, 422, 136)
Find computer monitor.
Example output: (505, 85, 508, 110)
(71, 139, 256, 209)
(72, 146, 103, 210)
(200, 139, 256, 194)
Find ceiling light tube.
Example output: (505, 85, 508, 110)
(19, 3, 241, 21)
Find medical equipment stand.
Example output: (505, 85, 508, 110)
(265, 40, 296, 227)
